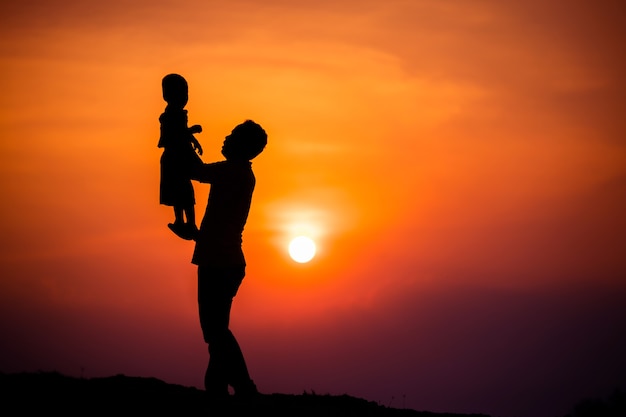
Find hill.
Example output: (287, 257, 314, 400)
(0, 371, 493, 416)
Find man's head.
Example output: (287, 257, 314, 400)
(221, 120, 267, 161)
(162, 73, 188, 108)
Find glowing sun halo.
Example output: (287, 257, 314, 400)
(288, 236, 316, 263)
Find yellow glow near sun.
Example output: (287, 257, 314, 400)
(288, 236, 316, 263)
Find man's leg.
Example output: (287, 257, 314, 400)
(223, 329, 257, 398)
(198, 265, 256, 398)
(198, 266, 231, 398)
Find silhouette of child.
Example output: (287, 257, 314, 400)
(158, 73, 203, 240)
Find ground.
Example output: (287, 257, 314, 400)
(0, 371, 493, 417)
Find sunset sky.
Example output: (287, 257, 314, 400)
(1, 1, 625, 416)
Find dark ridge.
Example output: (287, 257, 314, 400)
(0, 371, 492, 417)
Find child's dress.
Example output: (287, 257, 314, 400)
(158, 106, 202, 208)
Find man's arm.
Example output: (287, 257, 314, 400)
(190, 160, 224, 183)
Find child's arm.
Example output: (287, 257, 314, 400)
(191, 136, 203, 155)
(189, 124, 203, 155)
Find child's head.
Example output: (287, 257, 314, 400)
(221, 120, 268, 161)
(162, 73, 188, 108)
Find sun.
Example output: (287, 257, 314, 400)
(288, 236, 316, 263)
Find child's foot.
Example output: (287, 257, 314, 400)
(168, 222, 194, 240)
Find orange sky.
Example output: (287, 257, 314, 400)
(1, 1, 625, 416)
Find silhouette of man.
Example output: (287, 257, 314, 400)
(190, 120, 267, 402)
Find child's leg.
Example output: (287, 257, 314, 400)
(183, 205, 198, 240)
(173, 206, 184, 225)
(184, 205, 196, 227)
(168, 206, 194, 240)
